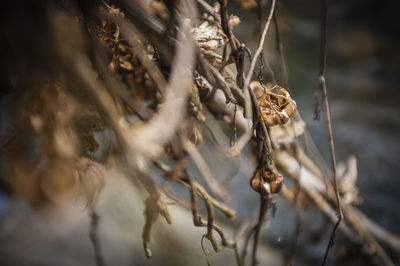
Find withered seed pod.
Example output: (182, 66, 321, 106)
(250, 166, 284, 194)
(259, 85, 297, 127)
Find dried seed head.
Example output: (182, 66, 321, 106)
(250, 166, 284, 194)
(259, 85, 297, 127)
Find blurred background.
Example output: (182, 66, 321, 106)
(0, 0, 399, 265)
(237, 0, 400, 264)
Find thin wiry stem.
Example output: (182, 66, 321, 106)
(319, 0, 343, 264)
(251, 194, 269, 266)
(241, 224, 257, 265)
(219, 0, 238, 52)
(229, 0, 276, 157)
(243, 0, 276, 119)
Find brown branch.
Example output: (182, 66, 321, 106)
(186, 173, 241, 266)
(153, 160, 236, 219)
(197, 0, 221, 22)
(241, 224, 257, 265)
(153, 157, 240, 263)
(319, 0, 343, 264)
(251, 194, 269, 266)
(209, 64, 240, 105)
(243, 0, 276, 124)
(218, 0, 238, 52)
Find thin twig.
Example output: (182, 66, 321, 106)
(227, 0, 276, 158)
(243, 0, 276, 119)
(186, 173, 241, 266)
(319, 0, 343, 264)
(219, 0, 237, 51)
(201, 235, 212, 266)
(251, 194, 269, 266)
(153, 159, 236, 219)
(209, 64, 240, 105)
(197, 0, 220, 22)
(241, 224, 257, 265)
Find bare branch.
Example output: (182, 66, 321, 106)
(318, 0, 343, 264)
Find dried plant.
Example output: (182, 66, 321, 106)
(0, 1, 399, 266)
